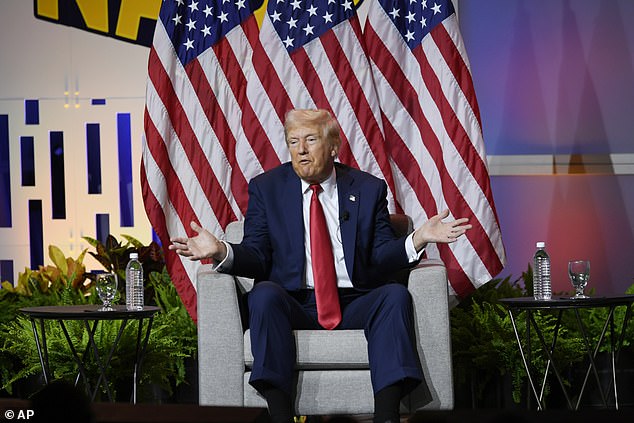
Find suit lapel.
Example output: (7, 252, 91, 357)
(282, 167, 305, 278)
(336, 165, 359, 280)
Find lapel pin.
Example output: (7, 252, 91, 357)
(349, 195, 356, 202)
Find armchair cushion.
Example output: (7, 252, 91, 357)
(244, 330, 369, 369)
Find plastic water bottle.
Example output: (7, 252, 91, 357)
(125, 252, 144, 310)
(533, 242, 552, 300)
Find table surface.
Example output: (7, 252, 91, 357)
(20, 305, 161, 320)
(499, 294, 634, 309)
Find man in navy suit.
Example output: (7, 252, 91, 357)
(170, 109, 471, 423)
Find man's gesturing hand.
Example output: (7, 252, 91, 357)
(412, 210, 472, 252)
(168, 221, 227, 262)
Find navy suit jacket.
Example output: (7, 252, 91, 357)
(229, 162, 414, 290)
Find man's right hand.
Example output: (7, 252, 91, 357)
(168, 221, 227, 262)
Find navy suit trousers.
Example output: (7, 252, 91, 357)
(247, 281, 424, 396)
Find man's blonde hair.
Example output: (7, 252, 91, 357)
(284, 109, 341, 151)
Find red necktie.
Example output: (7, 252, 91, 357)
(309, 184, 342, 330)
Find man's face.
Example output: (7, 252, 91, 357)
(286, 123, 335, 184)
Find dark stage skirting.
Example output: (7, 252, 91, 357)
(0, 399, 267, 422)
(2, 399, 634, 423)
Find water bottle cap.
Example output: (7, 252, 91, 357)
(130, 252, 139, 259)
(536, 242, 545, 248)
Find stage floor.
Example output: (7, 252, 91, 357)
(3, 399, 634, 423)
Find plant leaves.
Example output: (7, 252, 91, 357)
(121, 234, 144, 249)
(82, 236, 101, 249)
(48, 245, 68, 275)
(1, 281, 15, 292)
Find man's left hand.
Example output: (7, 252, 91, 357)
(412, 209, 472, 252)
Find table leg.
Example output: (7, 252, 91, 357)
(615, 303, 632, 405)
(90, 319, 129, 401)
(507, 309, 543, 410)
(610, 310, 618, 409)
(574, 307, 612, 408)
(29, 318, 50, 385)
(527, 311, 573, 409)
(131, 316, 154, 404)
(600, 303, 633, 409)
(538, 310, 564, 404)
(83, 320, 116, 401)
(58, 320, 93, 396)
(525, 310, 532, 408)
(74, 320, 101, 391)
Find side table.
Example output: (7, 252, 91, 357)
(20, 305, 160, 403)
(499, 296, 634, 410)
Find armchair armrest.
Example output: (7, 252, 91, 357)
(197, 264, 245, 406)
(407, 258, 454, 410)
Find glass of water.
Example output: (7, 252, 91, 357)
(96, 273, 118, 311)
(568, 260, 590, 299)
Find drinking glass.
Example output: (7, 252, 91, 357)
(568, 260, 590, 299)
(96, 273, 118, 311)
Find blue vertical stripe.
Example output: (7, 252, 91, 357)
(21, 136, 35, 186)
(29, 200, 44, 269)
(0, 115, 11, 227)
(49, 131, 66, 219)
(0, 260, 14, 285)
(86, 123, 102, 194)
(152, 228, 162, 246)
(117, 113, 134, 227)
(24, 99, 40, 125)
(96, 213, 110, 245)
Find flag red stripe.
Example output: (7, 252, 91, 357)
(382, 114, 474, 296)
(241, 101, 283, 172)
(288, 45, 360, 170)
(140, 159, 199, 321)
(142, 112, 200, 320)
(382, 116, 437, 216)
(416, 30, 496, 217)
(212, 20, 283, 172)
(429, 25, 501, 225)
(432, 23, 482, 127)
(320, 24, 397, 204)
(148, 47, 237, 229)
(184, 58, 250, 214)
(442, 244, 476, 297)
(143, 109, 199, 234)
(251, 32, 294, 125)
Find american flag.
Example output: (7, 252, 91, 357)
(247, 0, 398, 208)
(143, 0, 505, 320)
(142, 0, 263, 320)
(364, 0, 506, 297)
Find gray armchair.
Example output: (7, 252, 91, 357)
(197, 215, 454, 416)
